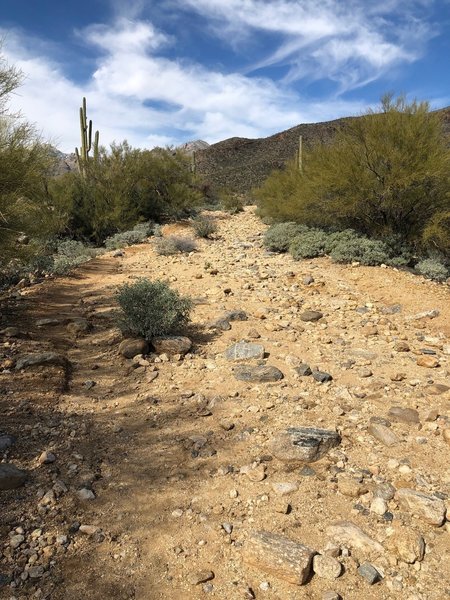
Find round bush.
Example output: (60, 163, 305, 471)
(330, 237, 390, 266)
(264, 222, 309, 252)
(415, 258, 448, 282)
(289, 229, 329, 259)
(193, 217, 217, 239)
(116, 278, 193, 339)
(154, 236, 197, 255)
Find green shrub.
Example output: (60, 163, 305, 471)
(264, 222, 309, 252)
(329, 237, 390, 266)
(219, 190, 244, 214)
(154, 236, 197, 255)
(193, 217, 217, 239)
(415, 258, 448, 282)
(116, 278, 193, 339)
(289, 229, 330, 259)
(255, 95, 450, 249)
(105, 229, 148, 250)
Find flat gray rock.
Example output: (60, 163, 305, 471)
(0, 463, 27, 490)
(271, 427, 341, 463)
(225, 342, 265, 361)
(15, 352, 68, 371)
(300, 310, 323, 322)
(233, 365, 283, 382)
(387, 406, 420, 424)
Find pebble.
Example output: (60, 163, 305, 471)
(313, 555, 342, 579)
(38, 451, 56, 465)
(357, 562, 381, 584)
(388, 407, 420, 424)
(187, 571, 215, 585)
(234, 365, 284, 382)
(300, 310, 323, 322)
(368, 422, 399, 447)
(271, 482, 299, 496)
(322, 592, 341, 600)
(326, 521, 384, 555)
(370, 497, 388, 515)
(77, 488, 96, 501)
(416, 356, 440, 368)
(312, 370, 333, 383)
(225, 342, 265, 361)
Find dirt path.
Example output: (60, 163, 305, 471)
(1, 207, 449, 600)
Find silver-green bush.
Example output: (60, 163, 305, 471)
(264, 222, 309, 252)
(415, 258, 448, 282)
(116, 278, 193, 339)
(289, 229, 330, 259)
(329, 237, 390, 265)
(193, 217, 217, 239)
(154, 236, 197, 255)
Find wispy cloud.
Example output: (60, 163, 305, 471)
(1, 19, 368, 151)
(178, 0, 437, 91)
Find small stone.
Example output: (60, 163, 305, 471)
(416, 356, 439, 368)
(234, 365, 284, 383)
(222, 522, 233, 534)
(390, 372, 406, 382)
(300, 310, 323, 322)
(28, 566, 45, 579)
(187, 571, 214, 585)
(322, 592, 341, 600)
(443, 428, 450, 445)
(38, 451, 56, 464)
(84, 380, 96, 390)
(313, 555, 342, 579)
(242, 530, 315, 586)
(359, 368, 373, 378)
(119, 338, 149, 359)
(425, 384, 450, 395)
(337, 474, 368, 498)
(259, 581, 270, 591)
(241, 464, 266, 482)
(396, 488, 446, 526)
(207, 318, 231, 331)
(77, 488, 95, 501)
(247, 328, 261, 339)
(172, 509, 183, 518)
(36, 318, 60, 327)
(312, 370, 333, 383)
(0, 463, 27, 490)
(374, 482, 396, 501)
(357, 562, 381, 584)
(66, 318, 90, 335)
(387, 407, 420, 424)
(326, 522, 384, 556)
(79, 525, 100, 535)
(303, 275, 315, 285)
(10, 534, 25, 549)
(152, 335, 192, 355)
(224, 309, 248, 321)
(272, 482, 299, 496)
(271, 427, 341, 463)
(394, 341, 410, 352)
(0, 434, 16, 452)
(387, 524, 425, 563)
(294, 363, 312, 376)
(370, 497, 388, 515)
(219, 420, 235, 431)
(368, 423, 399, 447)
(225, 342, 265, 361)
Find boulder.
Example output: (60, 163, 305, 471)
(152, 336, 192, 355)
(119, 338, 149, 359)
(225, 342, 265, 361)
(0, 464, 27, 490)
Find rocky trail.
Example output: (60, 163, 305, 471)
(1, 207, 449, 600)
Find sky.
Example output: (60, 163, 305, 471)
(1, 0, 449, 152)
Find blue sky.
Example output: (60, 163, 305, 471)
(1, 0, 449, 152)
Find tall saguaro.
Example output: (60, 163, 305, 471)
(75, 97, 99, 177)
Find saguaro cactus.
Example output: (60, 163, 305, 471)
(75, 97, 99, 177)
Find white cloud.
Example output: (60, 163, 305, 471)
(0, 3, 439, 154)
(178, 0, 435, 90)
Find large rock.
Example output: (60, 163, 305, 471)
(233, 365, 284, 382)
(0, 464, 27, 490)
(15, 352, 68, 371)
(326, 522, 384, 556)
(152, 336, 192, 355)
(225, 342, 265, 361)
(242, 530, 315, 585)
(0, 435, 16, 452)
(387, 524, 425, 563)
(119, 338, 149, 359)
(271, 427, 341, 463)
(396, 488, 446, 526)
